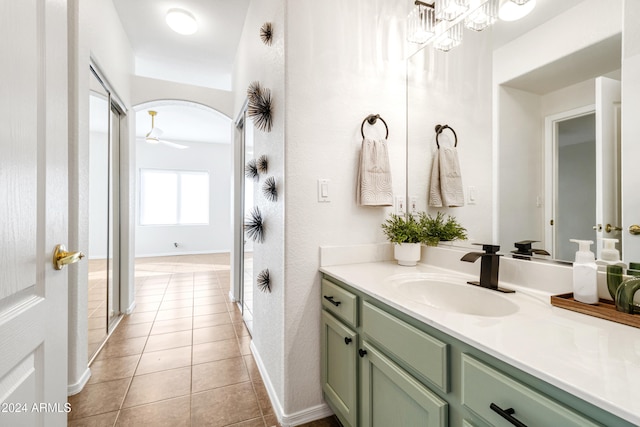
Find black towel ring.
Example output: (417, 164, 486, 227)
(435, 124, 457, 149)
(361, 114, 389, 139)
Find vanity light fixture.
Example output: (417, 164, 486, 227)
(166, 8, 198, 35)
(407, 1, 437, 44)
(434, 22, 463, 51)
(465, 0, 498, 31)
(435, 0, 470, 21)
(498, 0, 536, 22)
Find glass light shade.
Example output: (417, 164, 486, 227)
(166, 9, 198, 35)
(434, 23, 463, 52)
(465, 0, 498, 31)
(436, 0, 470, 21)
(407, 4, 436, 44)
(498, 0, 536, 21)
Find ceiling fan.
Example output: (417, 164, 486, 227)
(142, 110, 188, 149)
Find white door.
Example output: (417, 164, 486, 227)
(0, 1, 70, 426)
(595, 76, 622, 258)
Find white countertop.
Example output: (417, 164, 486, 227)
(320, 261, 640, 425)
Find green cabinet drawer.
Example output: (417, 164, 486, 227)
(322, 278, 358, 327)
(321, 311, 357, 427)
(461, 354, 602, 427)
(360, 341, 448, 427)
(362, 301, 449, 392)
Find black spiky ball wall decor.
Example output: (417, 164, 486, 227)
(245, 206, 264, 243)
(245, 159, 259, 181)
(257, 155, 268, 175)
(262, 176, 278, 202)
(247, 82, 273, 133)
(260, 22, 273, 46)
(257, 269, 271, 293)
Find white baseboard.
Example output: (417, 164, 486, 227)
(228, 291, 237, 303)
(250, 342, 333, 427)
(67, 367, 91, 396)
(134, 249, 230, 258)
(125, 301, 136, 314)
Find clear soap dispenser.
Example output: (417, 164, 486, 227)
(596, 238, 626, 268)
(570, 239, 598, 304)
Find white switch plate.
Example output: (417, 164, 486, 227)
(468, 186, 477, 204)
(318, 179, 331, 202)
(395, 196, 406, 215)
(410, 197, 418, 214)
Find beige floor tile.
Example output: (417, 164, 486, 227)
(191, 382, 261, 426)
(193, 324, 236, 345)
(238, 335, 252, 356)
(193, 312, 231, 329)
(122, 311, 157, 325)
(243, 355, 261, 381)
(233, 321, 251, 337)
(159, 298, 194, 310)
(263, 414, 280, 427)
(136, 346, 192, 375)
(192, 338, 241, 365)
(150, 317, 193, 335)
(191, 357, 250, 393)
(68, 410, 119, 427)
(67, 378, 130, 420)
(252, 379, 274, 416)
(88, 354, 140, 384)
(131, 302, 161, 313)
(123, 367, 191, 408)
(110, 322, 153, 341)
(144, 330, 192, 353)
(193, 303, 228, 316)
(193, 294, 227, 306)
(95, 336, 147, 361)
(297, 416, 342, 427)
(116, 396, 191, 427)
(154, 306, 193, 321)
(227, 417, 267, 427)
(162, 291, 193, 301)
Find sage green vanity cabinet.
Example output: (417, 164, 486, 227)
(321, 273, 636, 427)
(360, 341, 447, 427)
(321, 310, 357, 427)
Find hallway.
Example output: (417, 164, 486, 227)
(68, 254, 339, 426)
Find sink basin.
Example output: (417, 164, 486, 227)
(387, 274, 519, 317)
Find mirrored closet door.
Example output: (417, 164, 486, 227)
(88, 66, 124, 359)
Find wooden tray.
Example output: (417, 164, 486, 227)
(550, 293, 640, 329)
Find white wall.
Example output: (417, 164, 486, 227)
(233, 0, 408, 422)
(232, 0, 287, 413)
(135, 140, 232, 256)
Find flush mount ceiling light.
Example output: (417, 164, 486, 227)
(166, 9, 198, 35)
(498, 0, 536, 22)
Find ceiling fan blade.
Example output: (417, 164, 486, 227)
(146, 127, 163, 139)
(160, 139, 188, 149)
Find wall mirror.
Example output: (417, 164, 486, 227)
(405, 0, 636, 264)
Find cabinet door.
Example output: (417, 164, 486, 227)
(322, 311, 358, 427)
(360, 342, 448, 427)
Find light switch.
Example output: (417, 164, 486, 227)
(468, 186, 477, 204)
(395, 196, 406, 215)
(410, 197, 418, 214)
(318, 179, 331, 202)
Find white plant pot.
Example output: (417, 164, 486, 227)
(394, 243, 421, 266)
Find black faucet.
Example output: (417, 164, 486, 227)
(511, 240, 550, 260)
(461, 244, 514, 293)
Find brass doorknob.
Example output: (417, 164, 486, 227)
(53, 244, 85, 270)
(630, 225, 640, 236)
(605, 224, 623, 233)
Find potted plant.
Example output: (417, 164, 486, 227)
(381, 214, 424, 266)
(418, 211, 468, 247)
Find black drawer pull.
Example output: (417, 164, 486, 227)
(323, 295, 341, 306)
(490, 403, 528, 427)
(344, 337, 353, 345)
(358, 349, 367, 357)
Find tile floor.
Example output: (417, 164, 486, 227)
(68, 254, 340, 427)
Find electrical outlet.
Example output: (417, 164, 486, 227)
(395, 196, 406, 215)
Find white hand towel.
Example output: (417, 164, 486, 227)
(429, 146, 464, 207)
(357, 138, 393, 206)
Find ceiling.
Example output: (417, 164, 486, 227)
(112, 0, 589, 147)
(112, 0, 250, 91)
